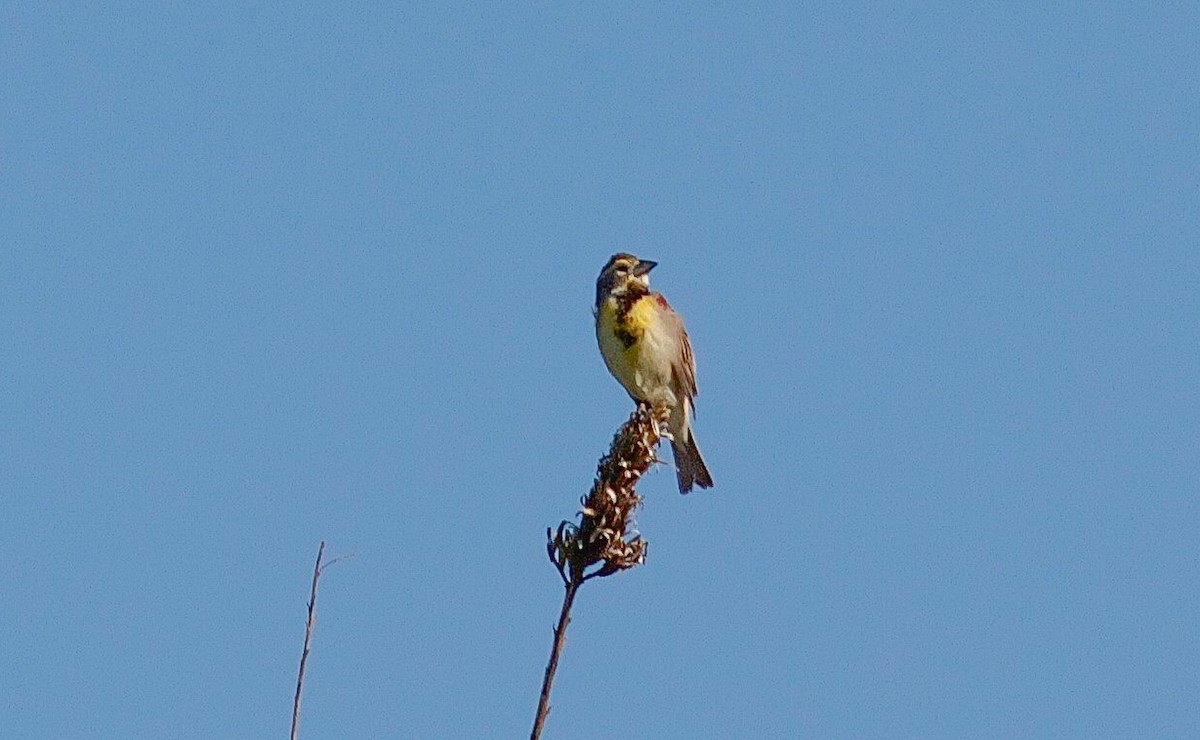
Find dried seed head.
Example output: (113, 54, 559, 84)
(547, 402, 670, 584)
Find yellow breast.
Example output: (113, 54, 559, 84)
(597, 295, 661, 399)
(623, 294, 659, 335)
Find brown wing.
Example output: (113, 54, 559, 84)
(657, 293, 699, 401)
(677, 325, 699, 400)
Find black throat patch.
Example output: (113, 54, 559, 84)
(614, 288, 647, 348)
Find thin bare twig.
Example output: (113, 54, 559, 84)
(290, 543, 357, 740)
(291, 541, 325, 740)
(531, 575, 581, 740)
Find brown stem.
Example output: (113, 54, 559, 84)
(291, 541, 325, 740)
(530, 576, 583, 740)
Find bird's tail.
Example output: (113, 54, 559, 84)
(671, 433, 714, 494)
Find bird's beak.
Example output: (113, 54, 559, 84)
(633, 259, 657, 276)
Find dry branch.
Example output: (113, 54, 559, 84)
(291, 542, 354, 740)
(531, 402, 670, 739)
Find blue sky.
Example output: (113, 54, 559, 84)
(2, 4, 1197, 738)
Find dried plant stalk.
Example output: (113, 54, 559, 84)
(290, 543, 353, 740)
(291, 542, 325, 740)
(531, 402, 670, 740)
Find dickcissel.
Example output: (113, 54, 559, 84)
(595, 253, 714, 493)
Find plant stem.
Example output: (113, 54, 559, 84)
(530, 576, 582, 740)
(291, 541, 325, 740)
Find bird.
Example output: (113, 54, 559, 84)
(594, 253, 714, 493)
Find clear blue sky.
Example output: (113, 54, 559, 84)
(3, 4, 1197, 738)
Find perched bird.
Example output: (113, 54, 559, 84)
(594, 253, 714, 493)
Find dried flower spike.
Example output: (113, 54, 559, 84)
(547, 401, 670, 584)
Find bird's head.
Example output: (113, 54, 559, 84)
(595, 253, 657, 307)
